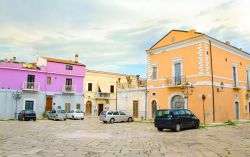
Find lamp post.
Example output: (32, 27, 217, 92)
(12, 90, 22, 119)
(181, 82, 194, 109)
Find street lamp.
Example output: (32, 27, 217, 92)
(181, 82, 194, 109)
(12, 90, 22, 119)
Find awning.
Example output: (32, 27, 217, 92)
(97, 82, 110, 93)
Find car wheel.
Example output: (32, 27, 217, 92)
(53, 117, 56, 121)
(175, 123, 181, 132)
(81, 118, 84, 120)
(72, 116, 74, 120)
(64, 118, 66, 121)
(157, 128, 163, 131)
(103, 121, 107, 123)
(128, 117, 133, 122)
(194, 122, 199, 129)
(110, 118, 115, 124)
(33, 118, 36, 121)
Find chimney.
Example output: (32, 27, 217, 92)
(75, 54, 79, 63)
(225, 41, 231, 45)
(188, 29, 196, 37)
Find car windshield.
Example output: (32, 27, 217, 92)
(100, 111, 107, 115)
(75, 110, 83, 113)
(156, 110, 170, 118)
(57, 110, 65, 113)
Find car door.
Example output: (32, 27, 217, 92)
(112, 111, 120, 122)
(119, 111, 127, 121)
(185, 110, 194, 128)
(179, 109, 188, 129)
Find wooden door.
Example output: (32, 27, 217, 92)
(86, 101, 92, 116)
(46, 97, 52, 111)
(98, 104, 103, 116)
(133, 100, 139, 118)
(65, 103, 71, 113)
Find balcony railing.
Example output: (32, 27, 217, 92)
(22, 82, 40, 91)
(62, 85, 77, 93)
(95, 92, 111, 99)
(166, 76, 186, 87)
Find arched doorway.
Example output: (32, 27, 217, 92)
(151, 100, 157, 118)
(86, 101, 92, 116)
(171, 95, 185, 109)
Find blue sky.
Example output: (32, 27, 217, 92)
(0, 0, 250, 78)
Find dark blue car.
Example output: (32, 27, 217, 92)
(18, 110, 36, 121)
(154, 109, 200, 132)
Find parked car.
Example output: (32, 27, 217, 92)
(18, 110, 36, 121)
(67, 110, 84, 120)
(99, 110, 133, 123)
(154, 109, 200, 132)
(47, 109, 67, 121)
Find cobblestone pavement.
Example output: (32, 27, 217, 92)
(0, 118, 250, 157)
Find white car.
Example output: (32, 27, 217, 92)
(99, 110, 133, 123)
(67, 110, 84, 120)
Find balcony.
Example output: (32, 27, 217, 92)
(62, 85, 77, 94)
(22, 82, 40, 92)
(95, 92, 111, 99)
(166, 76, 186, 87)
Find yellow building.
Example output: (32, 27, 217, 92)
(146, 29, 250, 123)
(84, 70, 137, 116)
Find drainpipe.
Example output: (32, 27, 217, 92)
(209, 40, 216, 122)
(145, 81, 148, 120)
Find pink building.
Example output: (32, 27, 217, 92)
(0, 56, 86, 119)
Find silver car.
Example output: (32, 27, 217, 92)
(99, 111, 133, 123)
(47, 110, 67, 121)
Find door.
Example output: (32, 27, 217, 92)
(66, 78, 72, 91)
(27, 75, 35, 89)
(65, 103, 71, 113)
(46, 97, 53, 111)
(25, 100, 34, 110)
(98, 104, 103, 116)
(86, 101, 92, 116)
(151, 100, 157, 118)
(235, 102, 239, 120)
(133, 100, 139, 118)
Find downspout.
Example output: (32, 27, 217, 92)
(209, 40, 216, 122)
(145, 80, 148, 120)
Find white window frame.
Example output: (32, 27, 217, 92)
(151, 64, 158, 81)
(23, 98, 36, 111)
(232, 63, 238, 87)
(172, 58, 183, 77)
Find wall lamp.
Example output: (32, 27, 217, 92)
(217, 82, 224, 92)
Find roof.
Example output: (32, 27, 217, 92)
(86, 69, 137, 77)
(42, 57, 86, 66)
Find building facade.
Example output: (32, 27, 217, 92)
(146, 29, 250, 123)
(0, 56, 86, 119)
(84, 70, 137, 116)
(117, 76, 147, 120)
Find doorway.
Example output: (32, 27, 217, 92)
(25, 100, 34, 110)
(86, 101, 92, 116)
(151, 100, 157, 118)
(46, 97, 53, 111)
(235, 102, 239, 120)
(133, 100, 139, 118)
(65, 103, 71, 113)
(98, 104, 104, 116)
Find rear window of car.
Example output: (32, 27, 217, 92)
(119, 111, 126, 115)
(100, 111, 107, 115)
(75, 110, 83, 113)
(179, 110, 186, 116)
(156, 110, 170, 118)
(25, 110, 34, 113)
(57, 110, 65, 113)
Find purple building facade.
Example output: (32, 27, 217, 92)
(0, 56, 86, 119)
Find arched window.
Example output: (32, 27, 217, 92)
(171, 95, 185, 109)
(151, 100, 157, 118)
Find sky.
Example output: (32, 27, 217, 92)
(0, 0, 250, 78)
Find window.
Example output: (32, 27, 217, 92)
(174, 62, 182, 85)
(107, 111, 113, 115)
(65, 79, 72, 91)
(119, 111, 126, 115)
(88, 83, 93, 92)
(185, 110, 193, 116)
(25, 100, 34, 110)
(110, 85, 114, 93)
(232, 66, 238, 87)
(27, 75, 35, 89)
(47, 77, 51, 85)
(113, 112, 119, 115)
(179, 110, 186, 116)
(247, 70, 250, 89)
(152, 66, 158, 80)
(66, 65, 73, 70)
(76, 104, 81, 110)
(156, 110, 170, 118)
